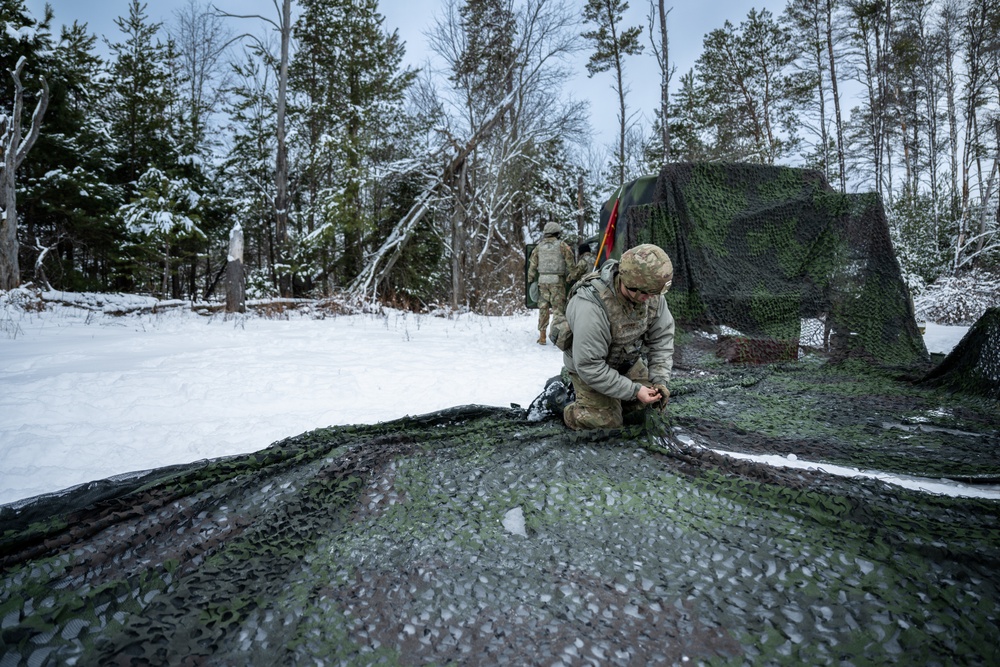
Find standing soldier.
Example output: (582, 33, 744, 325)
(558, 244, 675, 430)
(527, 222, 575, 345)
(568, 242, 598, 287)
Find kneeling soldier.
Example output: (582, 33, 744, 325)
(558, 244, 675, 430)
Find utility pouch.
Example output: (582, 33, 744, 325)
(551, 319, 573, 351)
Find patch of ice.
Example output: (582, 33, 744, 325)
(502, 506, 527, 537)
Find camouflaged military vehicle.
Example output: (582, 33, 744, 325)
(528, 162, 927, 368)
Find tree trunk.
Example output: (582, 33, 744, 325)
(807, 0, 829, 180)
(657, 0, 671, 163)
(451, 159, 468, 310)
(0, 61, 48, 291)
(275, 0, 292, 297)
(226, 223, 246, 313)
(0, 176, 18, 289)
(826, 0, 846, 192)
(576, 174, 585, 242)
(942, 3, 959, 220)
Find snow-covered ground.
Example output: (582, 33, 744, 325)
(0, 291, 988, 507)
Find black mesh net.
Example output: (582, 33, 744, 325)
(607, 163, 928, 369)
(2, 331, 999, 665)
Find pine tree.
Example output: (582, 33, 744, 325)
(19, 20, 119, 291)
(582, 0, 644, 186)
(224, 46, 279, 295)
(453, 0, 517, 119)
(695, 9, 807, 164)
(290, 0, 414, 289)
(105, 0, 179, 199)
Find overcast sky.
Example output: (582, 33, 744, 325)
(24, 0, 791, 159)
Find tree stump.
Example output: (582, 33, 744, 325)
(225, 223, 245, 314)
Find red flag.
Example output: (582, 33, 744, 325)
(595, 197, 620, 266)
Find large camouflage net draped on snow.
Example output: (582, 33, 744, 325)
(612, 163, 928, 369)
(920, 308, 1000, 399)
(2, 331, 999, 666)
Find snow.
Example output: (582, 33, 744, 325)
(913, 270, 1000, 326)
(502, 507, 527, 537)
(706, 446, 1000, 500)
(1, 296, 555, 505)
(6, 26, 36, 43)
(0, 292, 989, 507)
(922, 322, 967, 355)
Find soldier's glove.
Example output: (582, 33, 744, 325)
(651, 383, 670, 410)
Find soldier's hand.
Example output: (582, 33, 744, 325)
(651, 383, 670, 410)
(636, 385, 661, 405)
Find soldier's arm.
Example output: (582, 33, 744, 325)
(527, 247, 539, 283)
(568, 297, 642, 400)
(567, 259, 583, 283)
(644, 298, 676, 385)
(562, 244, 575, 279)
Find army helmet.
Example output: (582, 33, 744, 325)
(619, 244, 673, 294)
(543, 222, 562, 236)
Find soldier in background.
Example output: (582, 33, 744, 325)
(557, 244, 675, 430)
(568, 242, 597, 287)
(527, 222, 575, 345)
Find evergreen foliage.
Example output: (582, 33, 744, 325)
(104, 0, 180, 198)
(2, 4, 118, 290)
(289, 0, 416, 292)
(0, 0, 996, 311)
(582, 0, 644, 186)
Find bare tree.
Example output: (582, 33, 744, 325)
(826, 0, 847, 192)
(583, 0, 644, 186)
(426, 0, 586, 309)
(647, 0, 674, 164)
(785, 0, 832, 179)
(954, 0, 992, 271)
(845, 0, 892, 199)
(940, 0, 961, 219)
(216, 0, 293, 297)
(172, 0, 234, 152)
(0, 57, 48, 290)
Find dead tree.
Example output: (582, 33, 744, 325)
(225, 222, 246, 313)
(0, 57, 49, 290)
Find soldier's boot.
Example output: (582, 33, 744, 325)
(545, 376, 575, 415)
(537, 330, 547, 345)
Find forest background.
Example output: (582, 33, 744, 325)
(1, 0, 998, 314)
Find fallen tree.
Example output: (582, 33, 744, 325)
(348, 95, 515, 300)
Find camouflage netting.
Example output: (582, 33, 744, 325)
(2, 333, 999, 666)
(604, 163, 928, 369)
(920, 308, 1000, 399)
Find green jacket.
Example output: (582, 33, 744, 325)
(568, 251, 598, 284)
(562, 261, 675, 400)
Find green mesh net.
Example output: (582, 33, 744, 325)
(920, 308, 1000, 399)
(2, 331, 999, 666)
(601, 163, 928, 369)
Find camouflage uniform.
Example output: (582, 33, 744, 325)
(527, 222, 575, 344)
(568, 250, 598, 286)
(560, 245, 675, 430)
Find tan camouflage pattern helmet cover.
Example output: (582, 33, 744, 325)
(543, 222, 562, 236)
(619, 244, 673, 294)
